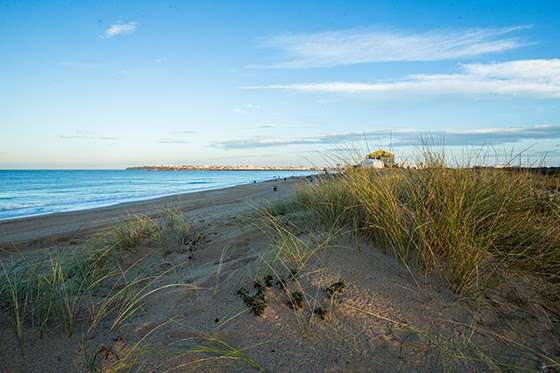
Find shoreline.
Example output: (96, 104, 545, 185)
(0, 177, 304, 249)
(0, 176, 286, 223)
(126, 166, 323, 171)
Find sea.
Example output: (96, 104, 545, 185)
(0, 169, 317, 221)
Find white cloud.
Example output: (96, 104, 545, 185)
(100, 22, 138, 39)
(156, 138, 190, 144)
(259, 25, 531, 68)
(215, 124, 560, 149)
(247, 59, 560, 98)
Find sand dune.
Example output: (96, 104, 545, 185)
(0, 177, 556, 372)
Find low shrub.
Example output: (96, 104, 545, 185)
(113, 215, 158, 250)
(157, 209, 191, 251)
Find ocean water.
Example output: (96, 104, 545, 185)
(0, 170, 316, 221)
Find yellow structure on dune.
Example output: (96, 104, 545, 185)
(360, 149, 395, 168)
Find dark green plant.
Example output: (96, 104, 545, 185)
(237, 285, 268, 316)
(313, 306, 329, 320)
(325, 280, 346, 300)
(287, 291, 304, 310)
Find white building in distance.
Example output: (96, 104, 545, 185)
(359, 150, 395, 169)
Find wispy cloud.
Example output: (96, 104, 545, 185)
(233, 104, 260, 114)
(247, 59, 560, 98)
(59, 131, 117, 141)
(171, 130, 198, 135)
(258, 124, 275, 129)
(100, 22, 138, 39)
(156, 138, 190, 144)
(214, 124, 560, 149)
(258, 25, 531, 68)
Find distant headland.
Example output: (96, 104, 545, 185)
(126, 165, 324, 171)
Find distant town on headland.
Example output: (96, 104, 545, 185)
(126, 165, 325, 171)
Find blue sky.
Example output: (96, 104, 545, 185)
(1, 0, 560, 168)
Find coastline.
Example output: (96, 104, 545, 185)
(0, 177, 303, 249)
(126, 165, 323, 171)
(0, 175, 288, 222)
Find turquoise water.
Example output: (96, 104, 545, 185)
(0, 170, 315, 221)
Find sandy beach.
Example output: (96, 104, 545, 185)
(1, 174, 558, 372)
(0, 176, 461, 372)
(0, 178, 295, 250)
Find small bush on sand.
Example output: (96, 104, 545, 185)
(113, 215, 158, 250)
(157, 209, 191, 251)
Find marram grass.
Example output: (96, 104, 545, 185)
(297, 157, 560, 297)
(0, 208, 195, 357)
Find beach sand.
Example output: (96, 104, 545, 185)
(0, 177, 556, 372)
(0, 179, 294, 250)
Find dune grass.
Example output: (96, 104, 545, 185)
(113, 215, 159, 250)
(112, 210, 192, 254)
(0, 249, 112, 354)
(169, 334, 265, 372)
(246, 168, 560, 370)
(0, 208, 194, 358)
(256, 155, 560, 369)
(156, 208, 192, 253)
(295, 152, 560, 301)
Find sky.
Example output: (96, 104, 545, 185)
(1, 0, 560, 169)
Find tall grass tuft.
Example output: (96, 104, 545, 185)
(156, 208, 191, 251)
(0, 249, 113, 354)
(167, 333, 265, 372)
(0, 261, 28, 354)
(297, 152, 560, 297)
(113, 215, 158, 250)
(111, 210, 192, 253)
